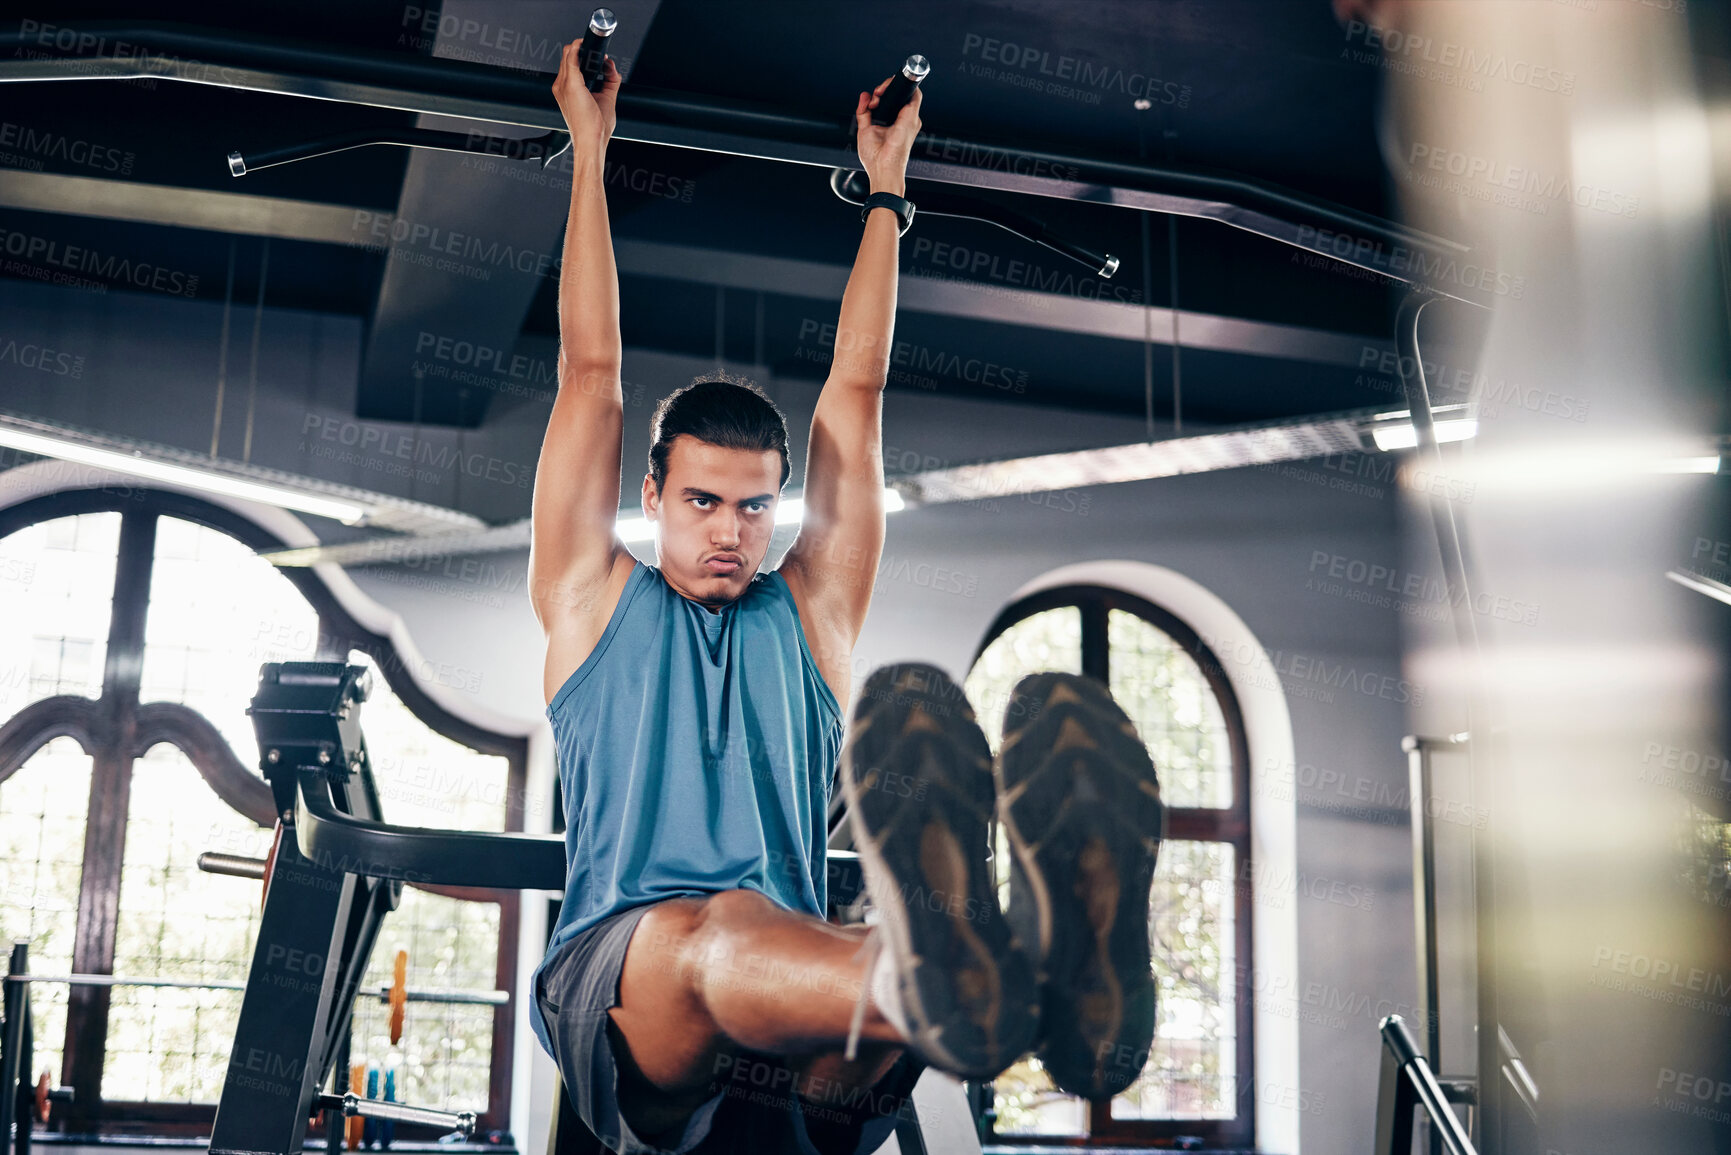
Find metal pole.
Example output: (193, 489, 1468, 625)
(4, 975, 505, 1005)
(338, 1093, 475, 1135)
(1381, 1016, 1479, 1155)
(1395, 288, 1498, 1152)
(1, 944, 27, 1155)
(1407, 735, 1442, 1074)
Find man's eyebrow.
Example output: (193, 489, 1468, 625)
(679, 488, 777, 504)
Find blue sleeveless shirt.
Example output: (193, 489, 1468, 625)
(529, 559, 843, 1056)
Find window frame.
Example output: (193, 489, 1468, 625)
(0, 487, 527, 1137)
(970, 583, 1255, 1149)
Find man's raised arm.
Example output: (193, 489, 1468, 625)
(529, 45, 627, 634)
(780, 78, 923, 662)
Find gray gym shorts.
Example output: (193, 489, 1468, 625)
(535, 899, 928, 1155)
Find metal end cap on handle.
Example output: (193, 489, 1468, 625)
(227, 151, 246, 177)
(1099, 253, 1120, 279)
(903, 54, 931, 81)
(589, 8, 617, 35)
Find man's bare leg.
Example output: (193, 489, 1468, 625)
(605, 889, 907, 1142)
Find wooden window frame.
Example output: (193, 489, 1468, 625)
(0, 487, 527, 1137)
(970, 583, 1255, 1150)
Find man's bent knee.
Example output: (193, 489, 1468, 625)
(630, 897, 710, 979)
(630, 890, 774, 983)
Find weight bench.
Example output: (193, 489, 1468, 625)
(211, 662, 974, 1155)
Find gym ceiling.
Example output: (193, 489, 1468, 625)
(1, 0, 1469, 435)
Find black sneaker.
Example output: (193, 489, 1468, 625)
(995, 671, 1165, 1100)
(840, 663, 1041, 1080)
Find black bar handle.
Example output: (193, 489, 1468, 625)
(872, 54, 928, 126)
(578, 8, 616, 92)
(294, 770, 567, 890)
(1380, 1015, 1478, 1155)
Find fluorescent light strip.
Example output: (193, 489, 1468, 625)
(1370, 418, 1480, 452)
(1654, 455, 1721, 475)
(0, 425, 369, 524)
(899, 413, 1369, 506)
(1667, 568, 1731, 607)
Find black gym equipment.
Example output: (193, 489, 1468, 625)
(1, 945, 75, 1155)
(207, 662, 496, 1155)
(870, 53, 929, 127)
(576, 8, 616, 94)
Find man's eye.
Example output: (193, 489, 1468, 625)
(747, 502, 768, 513)
(691, 498, 713, 509)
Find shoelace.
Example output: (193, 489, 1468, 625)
(842, 926, 883, 1062)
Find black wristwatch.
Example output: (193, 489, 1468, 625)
(860, 191, 916, 236)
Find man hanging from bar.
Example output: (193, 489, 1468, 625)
(525, 37, 1166, 1155)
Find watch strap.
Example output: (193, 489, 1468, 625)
(860, 191, 915, 236)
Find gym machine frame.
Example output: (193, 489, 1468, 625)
(208, 661, 563, 1155)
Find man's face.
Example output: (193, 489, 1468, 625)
(644, 436, 783, 609)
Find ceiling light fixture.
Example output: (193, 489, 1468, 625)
(0, 420, 369, 524)
(1361, 404, 1480, 452)
(0, 411, 486, 535)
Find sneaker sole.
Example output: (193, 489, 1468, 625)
(840, 663, 1040, 1080)
(996, 671, 1164, 1099)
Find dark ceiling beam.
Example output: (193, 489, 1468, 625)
(0, 170, 1382, 367)
(351, 4, 662, 427)
(0, 20, 1485, 303)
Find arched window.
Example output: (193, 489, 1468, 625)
(0, 490, 526, 1137)
(965, 584, 1254, 1150)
